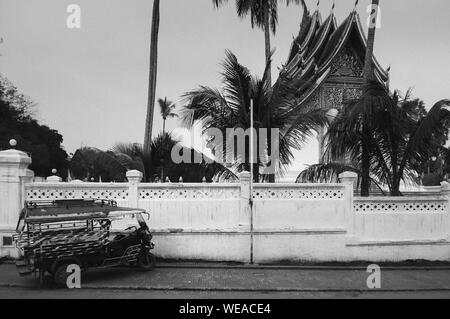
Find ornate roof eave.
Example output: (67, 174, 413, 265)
(285, 52, 303, 74)
(316, 12, 356, 75)
(293, 58, 317, 79)
(299, 11, 321, 53)
(331, 14, 338, 30)
(374, 70, 386, 86)
(313, 12, 387, 84)
(301, 13, 336, 69)
(297, 68, 332, 106)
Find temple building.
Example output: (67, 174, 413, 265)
(280, 5, 389, 162)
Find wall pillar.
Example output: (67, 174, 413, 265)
(339, 171, 358, 240)
(238, 171, 251, 263)
(440, 181, 450, 242)
(126, 170, 143, 208)
(0, 148, 32, 257)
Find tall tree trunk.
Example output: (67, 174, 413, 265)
(263, 3, 274, 182)
(360, 135, 370, 197)
(144, 0, 160, 152)
(263, 4, 271, 86)
(360, 0, 380, 196)
(363, 0, 380, 82)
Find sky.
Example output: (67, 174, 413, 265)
(1, 0, 450, 173)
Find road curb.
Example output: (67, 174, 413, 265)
(4, 260, 450, 270)
(155, 263, 450, 271)
(1, 282, 450, 293)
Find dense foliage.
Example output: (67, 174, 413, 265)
(297, 82, 450, 196)
(69, 132, 235, 183)
(0, 75, 68, 178)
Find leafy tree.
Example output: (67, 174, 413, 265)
(0, 75, 68, 178)
(68, 147, 126, 182)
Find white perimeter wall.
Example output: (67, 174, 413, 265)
(3, 176, 447, 263)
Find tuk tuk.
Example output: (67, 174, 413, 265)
(14, 199, 155, 287)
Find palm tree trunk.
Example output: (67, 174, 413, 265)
(162, 118, 166, 134)
(263, 4, 272, 86)
(263, 3, 274, 182)
(363, 0, 380, 82)
(360, 136, 370, 197)
(360, 0, 380, 196)
(144, 0, 160, 152)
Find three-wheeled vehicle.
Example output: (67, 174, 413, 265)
(14, 199, 155, 287)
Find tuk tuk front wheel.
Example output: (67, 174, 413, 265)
(137, 251, 155, 271)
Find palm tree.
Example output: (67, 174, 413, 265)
(158, 97, 178, 133)
(182, 50, 327, 182)
(70, 133, 235, 183)
(297, 83, 450, 196)
(114, 133, 235, 182)
(212, 0, 307, 85)
(144, 0, 160, 152)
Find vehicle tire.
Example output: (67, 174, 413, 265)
(137, 251, 155, 271)
(53, 263, 71, 288)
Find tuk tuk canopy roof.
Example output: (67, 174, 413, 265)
(23, 199, 146, 224)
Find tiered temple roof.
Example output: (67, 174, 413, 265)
(280, 7, 389, 108)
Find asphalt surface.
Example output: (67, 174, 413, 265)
(1, 262, 450, 298)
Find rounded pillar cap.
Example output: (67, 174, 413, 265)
(126, 170, 143, 183)
(0, 149, 32, 165)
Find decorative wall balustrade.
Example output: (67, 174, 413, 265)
(26, 183, 129, 201)
(138, 184, 240, 200)
(354, 197, 448, 213)
(253, 184, 345, 200)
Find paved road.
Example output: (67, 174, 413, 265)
(2, 287, 450, 299)
(1, 263, 450, 298)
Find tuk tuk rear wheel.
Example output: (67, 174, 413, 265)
(137, 252, 155, 271)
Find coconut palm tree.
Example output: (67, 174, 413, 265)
(70, 133, 235, 183)
(182, 50, 327, 182)
(158, 97, 178, 133)
(212, 0, 307, 85)
(297, 83, 450, 196)
(114, 133, 235, 182)
(144, 0, 160, 152)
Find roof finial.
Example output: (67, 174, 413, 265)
(354, 0, 359, 11)
(331, 1, 335, 12)
(316, 0, 320, 8)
